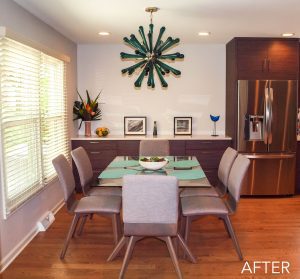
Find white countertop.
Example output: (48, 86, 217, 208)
(71, 135, 232, 141)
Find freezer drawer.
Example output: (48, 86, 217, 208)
(241, 153, 295, 195)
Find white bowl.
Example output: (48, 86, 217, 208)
(139, 157, 168, 170)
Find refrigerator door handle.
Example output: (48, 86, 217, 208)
(243, 153, 295, 159)
(263, 88, 269, 144)
(268, 87, 273, 144)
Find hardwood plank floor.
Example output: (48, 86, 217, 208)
(1, 196, 300, 278)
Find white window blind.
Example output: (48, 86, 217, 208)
(0, 37, 69, 216)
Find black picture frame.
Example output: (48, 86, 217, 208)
(124, 116, 147, 136)
(174, 117, 192, 135)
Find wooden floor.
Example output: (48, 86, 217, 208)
(1, 196, 300, 278)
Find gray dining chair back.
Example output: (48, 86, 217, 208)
(226, 154, 250, 212)
(52, 154, 76, 211)
(123, 174, 178, 235)
(71, 147, 93, 194)
(139, 140, 170, 156)
(108, 174, 196, 279)
(218, 147, 238, 187)
(71, 146, 122, 197)
(180, 147, 238, 198)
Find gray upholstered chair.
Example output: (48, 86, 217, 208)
(139, 140, 170, 156)
(180, 147, 238, 198)
(107, 175, 196, 279)
(181, 154, 250, 260)
(71, 147, 122, 197)
(52, 154, 122, 259)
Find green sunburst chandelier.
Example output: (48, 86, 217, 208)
(120, 7, 184, 88)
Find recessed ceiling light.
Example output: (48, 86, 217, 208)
(281, 33, 295, 37)
(98, 32, 110, 36)
(198, 32, 211, 36)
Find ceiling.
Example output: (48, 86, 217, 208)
(13, 0, 300, 44)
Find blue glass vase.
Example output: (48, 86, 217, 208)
(210, 115, 220, 136)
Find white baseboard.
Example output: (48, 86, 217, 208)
(0, 199, 64, 273)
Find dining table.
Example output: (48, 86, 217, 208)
(96, 155, 212, 189)
(96, 155, 212, 258)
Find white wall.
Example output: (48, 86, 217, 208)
(77, 44, 225, 135)
(0, 0, 77, 271)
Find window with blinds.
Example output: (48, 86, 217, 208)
(0, 37, 69, 217)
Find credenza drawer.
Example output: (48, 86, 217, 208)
(186, 149, 224, 169)
(72, 140, 117, 151)
(117, 140, 140, 156)
(186, 140, 230, 150)
(87, 149, 118, 170)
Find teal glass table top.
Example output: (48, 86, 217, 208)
(97, 156, 211, 188)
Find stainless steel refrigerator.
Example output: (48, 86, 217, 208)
(237, 80, 297, 195)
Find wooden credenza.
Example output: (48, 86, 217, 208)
(71, 136, 232, 192)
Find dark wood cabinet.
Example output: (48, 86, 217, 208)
(185, 140, 231, 186)
(296, 142, 300, 194)
(170, 140, 186, 156)
(71, 138, 232, 192)
(117, 140, 139, 156)
(234, 38, 299, 80)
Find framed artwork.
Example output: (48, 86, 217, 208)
(174, 117, 192, 135)
(124, 117, 147, 135)
(175, 156, 192, 161)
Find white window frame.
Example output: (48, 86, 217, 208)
(0, 33, 70, 218)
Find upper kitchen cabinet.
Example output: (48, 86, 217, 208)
(228, 37, 299, 80)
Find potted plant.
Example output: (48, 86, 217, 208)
(73, 90, 102, 136)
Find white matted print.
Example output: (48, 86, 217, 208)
(174, 117, 192, 135)
(124, 117, 147, 135)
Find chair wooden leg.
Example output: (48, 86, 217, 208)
(112, 214, 120, 245)
(223, 215, 243, 260)
(164, 236, 183, 279)
(107, 236, 127, 262)
(221, 217, 231, 238)
(71, 215, 81, 238)
(119, 236, 137, 279)
(90, 213, 94, 220)
(182, 216, 191, 259)
(184, 216, 191, 244)
(172, 237, 179, 257)
(179, 215, 186, 239)
(176, 233, 197, 263)
(78, 215, 88, 236)
(116, 213, 122, 240)
(60, 214, 80, 259)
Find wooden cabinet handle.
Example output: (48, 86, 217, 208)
(200, 151, 214, 154)
(89, 141, 100, 144)
(267, 58, 270, 72)
(90, 151, 100, 154)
